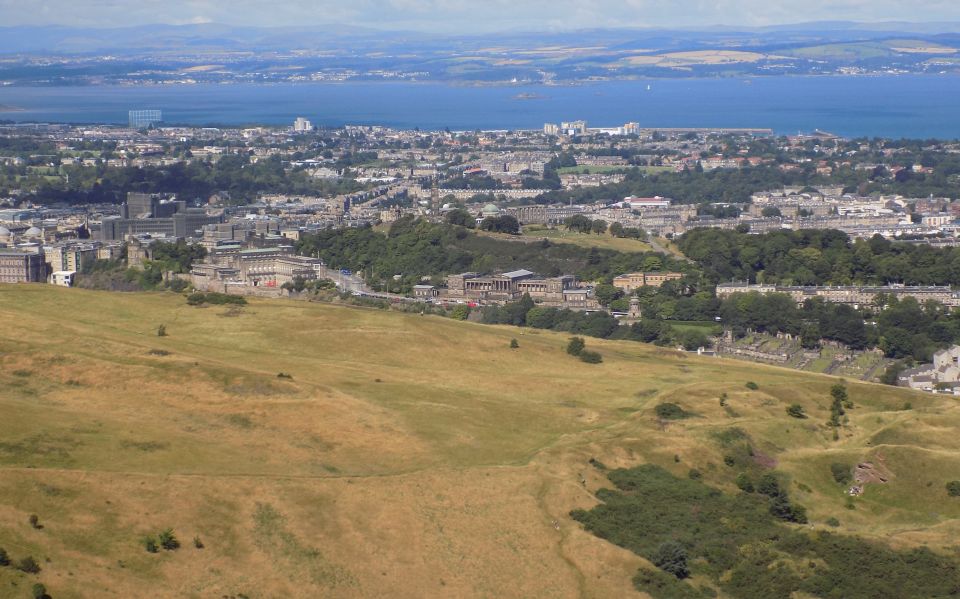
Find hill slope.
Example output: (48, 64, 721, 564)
(0, 285, 956, 598)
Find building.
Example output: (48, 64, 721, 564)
(716, 282, 960, 308)
(561, 121, 588, 135)
(613, 272, 684, 292)
(50, 270, 76, 287)
(543, 123, 560, 136)
(624, 196, 672, 210)
(129, 110, 162, 129)
(293, 117, 313, 133)
(99, 193, 223, 241)
(445, 269, 597, 308)
(0, 248, 46, 283)
(191, 245, 322, 291)
(899, 345, 960, 392)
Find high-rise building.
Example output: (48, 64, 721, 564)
(293, 117, 313, 133)
(543, 123, 560, 136)
(129, 110, 163, 129)
(561, 120, 588, 135)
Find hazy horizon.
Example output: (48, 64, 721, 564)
(3, 1, 960, 33)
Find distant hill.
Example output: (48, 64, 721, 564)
(0, 284, 955, 597)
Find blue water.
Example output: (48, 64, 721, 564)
(1, 75, 959, 138)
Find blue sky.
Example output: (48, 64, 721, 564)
(1, 0, 959, 31)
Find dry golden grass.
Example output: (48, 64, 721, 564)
(0, 285, 955, 597)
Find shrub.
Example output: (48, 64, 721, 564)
(28, 514, 41, 529)
(745, 381, 759, 390)
(567, 336, 586, 356)
(0, 546, 9, 566)
(723, 455, 736, 467)
(158, 528, 180, 551)
(757, 473, 781, 497)
(719, 393, 728, 407)
(32, 583, 49, 599)
(785, 404, 807, 419)
(450, 305, 471, 321)
(688, 469, 702, 480)
(652, 541, 690, 579)
(194, 536, 204, 549)
(655, 403, 691, 420)
(831, 463, 853, 486)
(825, 517, 840, 527)
(143, 536, 159, 553)
(946, 481, 960, 497)
(735, 473, 754, 493)
(579, 350, 603, 364)
(157, 324, 167, 337)
(18, 556, 41, 574)
(510, 338, 519, 349)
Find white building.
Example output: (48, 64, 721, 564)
(293, 117, 313, 133)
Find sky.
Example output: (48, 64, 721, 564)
(1, 0, 960, 32)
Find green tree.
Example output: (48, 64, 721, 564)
(652, 541, 690, 579)
(567, 337, 586, 356)
(591, 219, 608, 235)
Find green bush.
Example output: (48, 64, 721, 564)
(18, 556, 40, 574)
(825, 517, 840, 527)
(655, 403, 691, 420)
(143, 536, 159, 553)
(510, 338, 519, 349)
(572, 464, 955, 598)
(450, 305, 471, 321)
(579, 350, 603, 364)
(831, 463, 853, 486)
(567, 336, 586, 356)
(688, 469, 702, 480)
(0, 546, 9, 566)
(652, 541, 690, 579)
(735, 473, 754, 493)
(745, 381, 759, 390)
(158, 528, 180, 551)
(785, 404, 807, 419)
(946, 481, 960, 497)
(32, 583, 48, 599)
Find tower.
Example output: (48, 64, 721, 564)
(629, 296, 642, 320)
(431, 179, 441, 214)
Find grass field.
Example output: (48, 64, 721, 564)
(0, 285, 957, 598)
(522, 226, 654, 253)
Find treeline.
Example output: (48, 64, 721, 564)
(295, 217, 692, 294)
(532, 165, 815, 205)
(479, 294, 710, 350)
(11, 154, 364, 205)
(720, 292, 960, 362)
(679, 227, 960, 286)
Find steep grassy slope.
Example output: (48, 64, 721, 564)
(0, 285, 955, 598)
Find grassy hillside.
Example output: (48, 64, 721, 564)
(0, 285, 956, 598)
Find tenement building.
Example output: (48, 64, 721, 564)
(716, 282, 960, 308)
(0, 248, 46, 283)
(612, 271, 684, 292)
